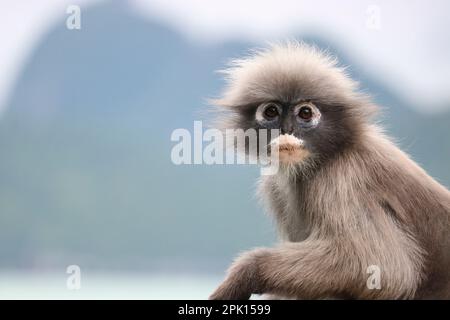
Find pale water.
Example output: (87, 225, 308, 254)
(0, 272, 222, 299)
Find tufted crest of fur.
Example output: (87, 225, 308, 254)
(212, 42, 376, 124)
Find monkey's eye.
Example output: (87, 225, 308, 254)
(298, 105, 313, 121)
(263, 104, 280, 120)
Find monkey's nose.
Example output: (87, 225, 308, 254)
(281, 119, 295, 135)
(281, 127, 294, 135)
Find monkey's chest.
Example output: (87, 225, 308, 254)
(271, 183, 311, 242)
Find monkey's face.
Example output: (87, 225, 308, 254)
(255, 100, 319, 164)
(215, 43, 374, 167)
(236, 99, 357, 165)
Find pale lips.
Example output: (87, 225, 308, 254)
(270, 134, 304, 150)
(270, 134, 309, 162)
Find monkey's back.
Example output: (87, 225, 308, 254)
(365, 130, 450, 299)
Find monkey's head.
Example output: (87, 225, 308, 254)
(213, 42, 377, 169)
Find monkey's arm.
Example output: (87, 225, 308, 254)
(210, 240, 358, 300)
(210, 230, 423, 300)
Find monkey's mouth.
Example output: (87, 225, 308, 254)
(278, 144, 301, 152)
(270, 134, 310, 163)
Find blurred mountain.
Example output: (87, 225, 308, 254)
(0, 2, 449, 272)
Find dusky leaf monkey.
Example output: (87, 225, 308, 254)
(209, 42, 450, 300)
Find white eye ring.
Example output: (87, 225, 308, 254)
(255, 103, 281, 122)
(294, 102, 321, 126)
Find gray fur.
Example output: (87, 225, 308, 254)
(209, 42, 450, 300)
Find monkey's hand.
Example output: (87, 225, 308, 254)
(209, 248, 269, 300)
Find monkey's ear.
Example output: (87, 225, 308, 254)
(206, 97, 229, 108)
(345, 95, 380, 122)
(207, 96, 254, 112)
(205, 96, 241, 132)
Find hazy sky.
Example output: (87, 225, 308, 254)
(1, 0, 449, 114)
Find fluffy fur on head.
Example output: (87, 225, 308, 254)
(213, 41, 375, 116)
